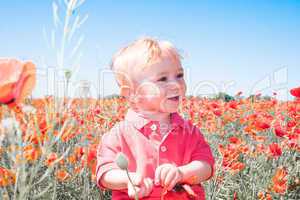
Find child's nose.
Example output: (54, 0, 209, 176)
(167, 84, 181, 95)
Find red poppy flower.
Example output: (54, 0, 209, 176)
(274, 126, 286, 138)
(228, 136, 241, 145)
(55, 169, 70, 182)
(45, 152, 58, 167)
(161, 184, 198, 200)
(0, 58, 36, 105)
(233, 191, 238, 200)
(213, 109, 222, 117)
(254, 121, 270, 130)
(272, 167, 288, 194)
(290, 87, 300, 98)
(268, 143, 282, 158)
(229, 101, 238, 109)
(210, 102, 219, 109)
(287, 120, 296, 128)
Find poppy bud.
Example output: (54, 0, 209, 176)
(115, 152, 128, 170)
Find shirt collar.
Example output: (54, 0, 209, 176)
(125, 108, 185, 130)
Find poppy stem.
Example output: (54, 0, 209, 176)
(125, 169, 139, 200)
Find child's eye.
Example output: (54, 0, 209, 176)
(177, 73, 184, 79)
(157, 77, 167, 82)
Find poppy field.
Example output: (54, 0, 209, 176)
(0, 92, 299, 199)
(1, 0, 300, 199)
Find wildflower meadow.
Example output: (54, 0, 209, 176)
(0, 0, 299, 200)
(0, 92, 299, 199)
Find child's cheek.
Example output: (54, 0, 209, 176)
(137, 82, 162, 100)
(183, 81, 187, 96)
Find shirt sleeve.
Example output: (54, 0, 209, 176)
(190, 126, 215, 181)
(96, 129, 121, 189)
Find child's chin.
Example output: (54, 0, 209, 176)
(162, 105, 179, 113)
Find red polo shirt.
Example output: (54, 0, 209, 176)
(96, 108, 215, 199)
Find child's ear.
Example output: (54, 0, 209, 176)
(120, 85, 139, 105)
(119, 85, 131, 98)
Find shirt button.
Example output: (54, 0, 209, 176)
(160, 146, 167, 152)
(150, 124, 157, 131)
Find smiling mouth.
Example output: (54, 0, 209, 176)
(168, 96, 180, 101)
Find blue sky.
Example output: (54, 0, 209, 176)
(0, 0, 299, 100)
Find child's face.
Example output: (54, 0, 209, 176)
(130, 57, 186, 113)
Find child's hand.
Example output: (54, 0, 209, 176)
(127, 173, 154, 199)
(154, 164, 183, 191)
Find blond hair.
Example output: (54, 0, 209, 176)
(110, 37, 182, 87)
